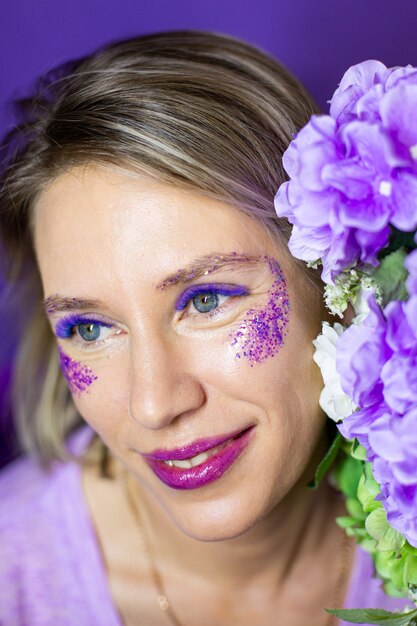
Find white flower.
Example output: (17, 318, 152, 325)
(324, 268, 383, 320)
(351, 278, 383, 325)
(324, 269, 361, 317)
(312, 321, 358, 422)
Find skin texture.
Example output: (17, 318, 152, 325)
(33, 165, 352, 625)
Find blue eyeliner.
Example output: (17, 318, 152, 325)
(175, 283, 249, 311)
(55, 314, 112, 339)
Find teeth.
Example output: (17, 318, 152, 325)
(164, 439, 232, 469)
(190, 452, 209, 467)
(171, 458, 195, 469)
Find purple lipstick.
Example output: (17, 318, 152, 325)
(142, 426, 255, 490)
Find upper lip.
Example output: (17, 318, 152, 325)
(141, 425, 252, 461)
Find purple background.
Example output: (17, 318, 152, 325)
(1, 0, 417, 464)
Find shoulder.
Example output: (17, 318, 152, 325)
(0, 425, 113, 625)
(0, 456, 67, 527)
(0, 423, 95, 528)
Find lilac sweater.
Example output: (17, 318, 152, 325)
(0, 425, 412, 626)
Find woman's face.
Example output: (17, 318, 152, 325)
(34, 165, 327, 540)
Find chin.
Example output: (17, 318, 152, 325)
(162, 493, 271, 543)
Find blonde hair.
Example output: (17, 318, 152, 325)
(0, 29, 320, 467)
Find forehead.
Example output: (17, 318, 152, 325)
(33, 165, 281, 285)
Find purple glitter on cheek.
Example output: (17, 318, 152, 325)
(229, 257, 290, 366)
(58, 347, 98, 396)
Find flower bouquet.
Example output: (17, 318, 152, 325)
(275, 60, 417, 625)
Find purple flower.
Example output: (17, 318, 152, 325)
(336, 294, 390, 407)
(374, 456, 417, 546)
(339, 403, 417, 546)
(329, 60, 417, 126)
(370, 408, 417, 546)
(275, 60, 417, 283)
(329, 60, 390, 125)
(335, 294, 417, 412)
(337, 402, 388, 452)
(275, 59, 417, 549)
(381, 353, 417, 414)
(369, 408, 417, 484)
(380, 299, 417, 413)
(335, 289, 417, 546)
(405, 248, 417, 296)
(274, 116, 397, 283)
(380, 83, 417, 161)
(403, 250, 417, 338)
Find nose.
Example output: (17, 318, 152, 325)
(128, 329, 205, 430)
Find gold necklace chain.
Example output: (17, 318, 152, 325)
(123, 470, 183, 626)
(122, 469, 352, 626)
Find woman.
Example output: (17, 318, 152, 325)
(0, 30, 411, 626)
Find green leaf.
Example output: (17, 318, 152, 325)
(404, 555, 417, 586)
(373, 248, 409, 304)
(308, 433, 342, 489)
(326, 607, 417, 625)
(365, 509, 406, 552)
(344, 526, 369, 539)
(364, 463, 381, 495)
(357, 471, 381, 514)
(346, 496, 367, 521)
(374, 550, 407, 593)
(335, 454, 364, 498)
(351, 440, 368, 461)
(403, 545, 417, 558)
(383, 580, 408, 598)
(336, 515, 359, 529)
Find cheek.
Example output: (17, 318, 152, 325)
(58, 347, 98, 396)
(58, 348, 128, 427)
(229, 258, 290, 366)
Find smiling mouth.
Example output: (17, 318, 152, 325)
(163, 438, 233, 469)
(144, 426, 255, 490)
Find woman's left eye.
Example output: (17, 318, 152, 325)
(176, 284, 249, 317)
(77, 322, 104, 342)
(191, 292, 224, 313)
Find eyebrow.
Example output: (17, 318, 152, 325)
(156, 252, 260, 290)
(43, 252, 261, 314)
(42, 296, 106, 315)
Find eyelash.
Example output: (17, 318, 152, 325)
(175, 283, 249, 314)
(55, 314, 116, 351)
(54, 285, 249, 348)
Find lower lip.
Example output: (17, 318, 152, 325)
(144, 427, 255, 490)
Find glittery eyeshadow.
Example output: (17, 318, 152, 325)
(175, 283, 249, 311)
(58, 347, 97, 396)
(55, 314, 112, 339)
(230, 257, 290, 366)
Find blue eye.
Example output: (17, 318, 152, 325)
(175, 283, 249, 312)
(77, 323, 101, 342)
(55, 315, 113, 342)
(192, 292, 219, 313)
